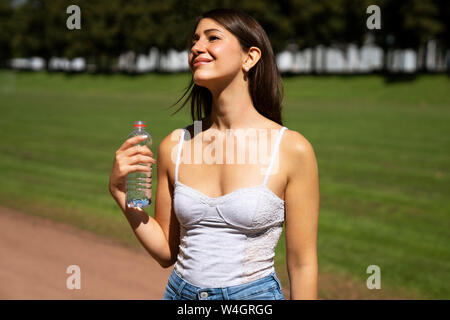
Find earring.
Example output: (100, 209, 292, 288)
(244, 66, 249, 72)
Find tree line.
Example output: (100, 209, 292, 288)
(0, 0, 448, 72)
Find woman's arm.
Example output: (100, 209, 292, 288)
(109, 130, 181, 268)
(284, 131, 320, 299)
(153, 130, 181, 267)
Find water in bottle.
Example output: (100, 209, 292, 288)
(126, 120, 153, 208)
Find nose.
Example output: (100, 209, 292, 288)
(189, 42, 206, 67)
(190, 35, 210, 55)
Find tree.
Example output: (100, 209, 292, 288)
(0, 0, 14, 67)
(5, 0, 448, 73)
(371, 0, 444, 72)
(11, 0, 47, 64)
(11, 0, 79, 70)
(279, 0, 350, 72)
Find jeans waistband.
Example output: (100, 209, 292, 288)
(168, 269, 283, 300)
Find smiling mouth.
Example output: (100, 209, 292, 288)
(193, 61, 212, 67)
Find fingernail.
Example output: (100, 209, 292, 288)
(140, 135, 148, 139)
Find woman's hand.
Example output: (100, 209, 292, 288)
(109, 135, 156, 198)
(108, 134, 175, 267)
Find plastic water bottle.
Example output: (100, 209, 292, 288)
(126, 120, 153, 208)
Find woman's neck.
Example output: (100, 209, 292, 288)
(206, 81, 262, 132)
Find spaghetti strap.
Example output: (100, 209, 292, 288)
(263, 126, 287, 187)
(174, 128, 186, 183)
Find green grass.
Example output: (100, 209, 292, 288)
(0, 70, 449, 299)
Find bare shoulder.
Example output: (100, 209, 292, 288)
(281, 129, 318, 180)
(282, 129, 315, 154)
(157, 128, 185, 177)
(158, 128, 184, 153)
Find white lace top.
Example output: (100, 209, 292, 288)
(172, 126, 287, 287)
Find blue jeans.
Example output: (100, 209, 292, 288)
(162, 269, 285, 300)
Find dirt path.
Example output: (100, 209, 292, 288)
(0, 205, 419, 300)
(0, 206, 172, 299)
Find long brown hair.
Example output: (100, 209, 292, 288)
(169, 8, 284, 125)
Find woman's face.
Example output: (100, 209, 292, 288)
(189, 18, 246, 89)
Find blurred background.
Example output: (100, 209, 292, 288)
(0, 0, 448, 299)
(1, 0, 449, 73)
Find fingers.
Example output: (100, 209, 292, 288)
(116, 136, 155, 166)
(124, 144, 154, 157)
(114, 136, 155, 179)
(130, 164, 152, 173)
(118, 135, 148, 153)
(129, 154, 156, 166)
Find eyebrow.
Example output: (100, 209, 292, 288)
(192, 28, 223, 40)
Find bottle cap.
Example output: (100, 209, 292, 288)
(134, 120, 146, 128)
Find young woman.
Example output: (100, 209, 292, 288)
(109, 8, 320, 300)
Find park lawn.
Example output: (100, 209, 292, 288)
(0, 70, 448, 299)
